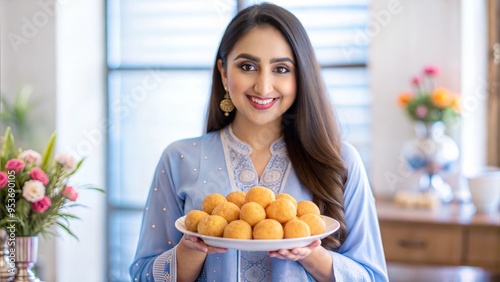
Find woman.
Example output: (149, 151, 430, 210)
(130, 3, 388, 281)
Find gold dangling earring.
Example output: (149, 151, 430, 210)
(219, 87, 234, 116)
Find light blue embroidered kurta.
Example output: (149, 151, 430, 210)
(130, 127, 388, 281)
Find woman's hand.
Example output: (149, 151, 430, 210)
(181, 234, 228, 254)
(268, 239, 321, 261)
(177, 234, 227, 281)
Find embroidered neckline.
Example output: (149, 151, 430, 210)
(224, 125, 286, 156)
(220, 126, 291, 194)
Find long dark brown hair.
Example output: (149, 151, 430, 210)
(205, 3, 348, 251)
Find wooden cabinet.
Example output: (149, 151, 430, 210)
(377, 201, 500, 270)
(380, 222, 463, 265)
(465, 226, 500, 268)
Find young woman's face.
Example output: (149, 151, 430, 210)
(218, 26, 297, 128)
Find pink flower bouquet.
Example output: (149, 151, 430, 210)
(0, 127, 103, 238)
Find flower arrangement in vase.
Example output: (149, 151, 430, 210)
(396, 65, 461, 205)
(397, 65, 461, 124)
(0, 127, 103, 281)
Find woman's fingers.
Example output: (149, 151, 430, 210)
(184, 235, 320, 258)
(268, 239, 321, 261)
(182, 234, 227, 254)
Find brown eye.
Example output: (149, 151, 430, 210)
(275, 66, 290, 74)
(240, 64, 256, 71)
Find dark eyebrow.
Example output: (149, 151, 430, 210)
(234, 53, 260, 62)
(271, 57, 295, 66)
(234, 53, 295, 66)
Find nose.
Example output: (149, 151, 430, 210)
(253, 72, 273, 95)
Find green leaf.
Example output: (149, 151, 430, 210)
(0, 96, 14, 123)
(12, 86, 33, 127)
(41, 132, 56, 170)
(84, 187, 106, 194)
(57, 213, 81, 220)
(1, 127, 17, 160)
(56, 221, 79, 240)
(65, 203, 87, 208)
(67, 158, 84, 176)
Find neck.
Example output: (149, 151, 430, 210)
(231, 118, 282, 151)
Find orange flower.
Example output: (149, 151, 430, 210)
(397, 92, 413, 107)
(431, 87, 451, 108)
(451, 96, 461, 113)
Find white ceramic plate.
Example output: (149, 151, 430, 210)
(175, 215, 340, 251)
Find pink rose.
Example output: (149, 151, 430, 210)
(0, 172, 8, 188)
(423, 65, 439, 76)
(411, 75, 421, 86)
(32, 196, 52, 213)
(20, 150, 42, 166)
(415, 105, 428, 118)
(5, 158, 25, 173)
(29, 167, 50, 185)
(62, 185, 78, 201)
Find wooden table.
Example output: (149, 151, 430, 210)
(376, 200, 500, 270)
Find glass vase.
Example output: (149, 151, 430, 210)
(12, 236, 40, 282)
(402, 121, 459, 203)
(0, 229, 15, 281)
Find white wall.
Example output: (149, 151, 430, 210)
(0, 0, 106, 281)
(370, 0, 487, 199)
(55, 0, 106, 281)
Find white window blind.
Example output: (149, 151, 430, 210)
(106, 0, 370, 280)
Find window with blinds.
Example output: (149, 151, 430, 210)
(106, 0, 370, 280)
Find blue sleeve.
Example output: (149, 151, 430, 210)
(129, 146, 186, 282)
(331, 143, 389, 282)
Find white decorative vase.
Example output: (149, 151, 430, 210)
(402, 121, 459, 203)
